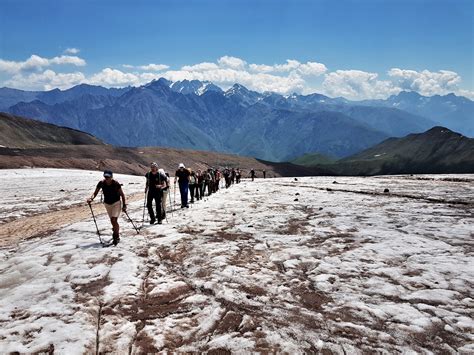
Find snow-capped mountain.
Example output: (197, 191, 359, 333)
(169, 79, 223, 96)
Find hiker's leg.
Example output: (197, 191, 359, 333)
(110, 217, 119, 236)
(147, 192, 155, 221)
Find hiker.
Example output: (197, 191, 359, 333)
(236, 169, 241, 184)
(208, 168, 215, 194)
(215, 169, 221, 191)
(159, 168, 170, 220)
(87, 170, 127, 245)
(203, 169, 210, 196)
(189, 170, 197, 203)
(197, 169, 205, 200)
(263, 169, 266, 179)
(231, 168, 236, 184)
(250, 169, 256, 181)
(223, 168, 231, 188)
(145, 162, 167, 224)
(174, 163, 190, 208)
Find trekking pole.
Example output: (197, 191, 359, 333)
(124, 210, 140, 234)
(173, 184, 177, 210)
(141, 192, 147, 229)
(168, 189, 173, 217)
(88, 202, 104, 244)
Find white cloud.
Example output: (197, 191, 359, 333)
(248, 63, 274, 73)
(64, 48, 80, 55)
(1, 52, 472, 100)
(4, 69, 86, 90)
(273, 59, 301, 72)
(388, 68, 462, 96)
(139, 63, 169, 71)
(181, 62, 219, 71)
(50, 55, 86, 67)
(457, 89, 474, 100)
(217, 56, 247, 70)
(249, 59, 327, 76)
(86, 68, 161, 87)
(322, 70, 400, 100)
(0, 54, 86, 74)
(298, 62, 327, 76)
(158, 56, 324, 94)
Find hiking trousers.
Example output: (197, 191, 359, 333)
(179, 182, 189, 207)
(147, 190, 162, 222)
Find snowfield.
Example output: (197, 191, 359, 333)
(0, 169, 473, 354)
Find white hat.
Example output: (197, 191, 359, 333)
(179, 163, 185, 168)
(151, 162, 158, 168)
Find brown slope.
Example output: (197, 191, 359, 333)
(0, 112, 104, 148)
(0, 145, 331, 177)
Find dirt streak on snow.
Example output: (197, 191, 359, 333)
(0, 170, 473, 354)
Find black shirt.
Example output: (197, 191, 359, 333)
(97, 180, 122, 204)
(145, 171, 167, 192)
(175, 168, 190, 183)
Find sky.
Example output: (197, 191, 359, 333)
(0, 0, 472, 100)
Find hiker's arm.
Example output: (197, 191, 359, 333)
(120, 188, 127, 211)
(87, 187, 100, 204)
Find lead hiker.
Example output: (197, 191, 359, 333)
(87, 170, 127, 246)
(174, 163, 190, 208)
(145, 162, 167, 224)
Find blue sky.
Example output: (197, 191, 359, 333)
(0, 0, 472, 99)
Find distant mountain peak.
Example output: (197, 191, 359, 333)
(168, 79, 222, 95)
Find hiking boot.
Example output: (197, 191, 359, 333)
(157, 220, 162, 224)
(113, 233, 120, 246)
(185, 205, 189, 208)
(150, 218, 156, 225)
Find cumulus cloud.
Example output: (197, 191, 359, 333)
(322, 70, 400, 100)
(249, 59, 327, 76)
(181, 62, 219, 71)
(86, 68, 157, 87)
(388, 68, 462, 96)
(4, 69, 86, 90)
(0, 54, 86, 74)
(217, 56, 247, 70)
(1, 52, 472, 100)
(64, 48, 80, 55)
(248, 63, 274, 73)
(322, 68, 471, 100)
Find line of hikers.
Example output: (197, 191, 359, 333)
(87, 163, 254, 246)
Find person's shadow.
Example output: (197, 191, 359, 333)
(78, 240, 113, 249)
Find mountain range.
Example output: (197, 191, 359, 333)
(1, 112, 472, 175)
(1, 79, 472, 161)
